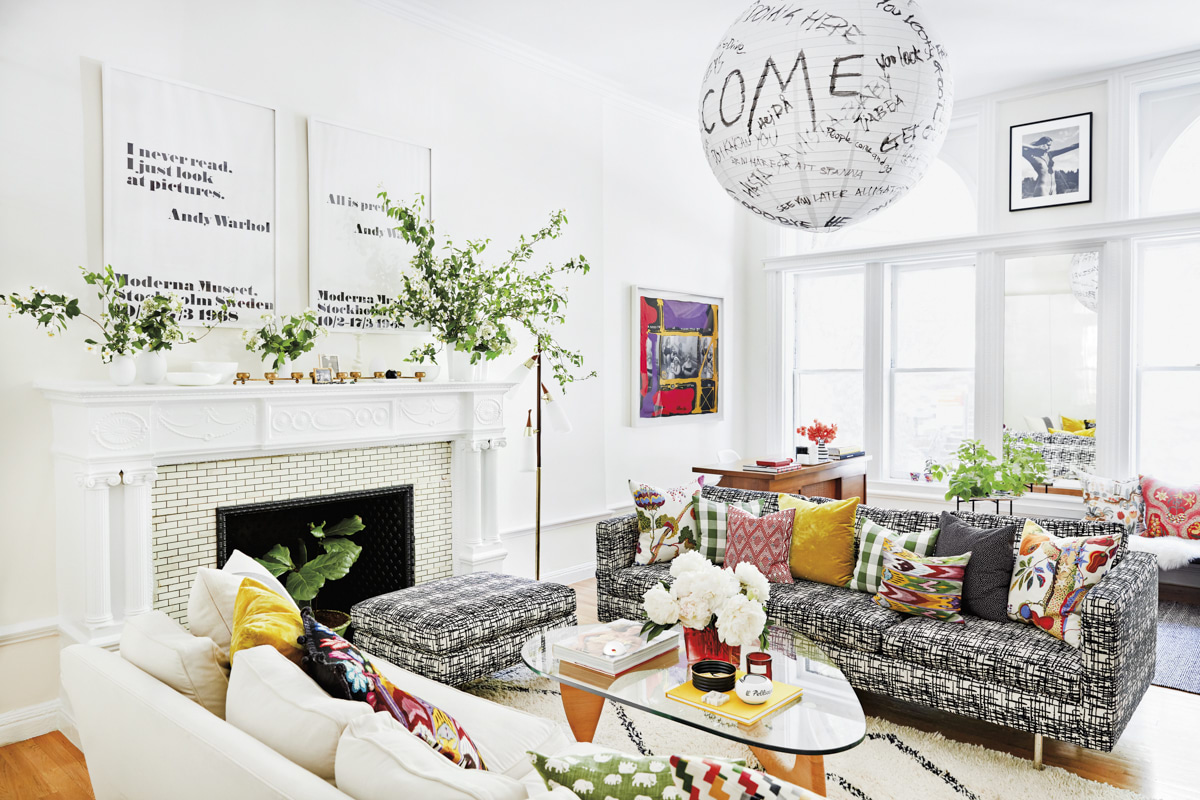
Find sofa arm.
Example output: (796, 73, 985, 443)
(1077, 550, 1157, 750)
(596, 514, 638, 582)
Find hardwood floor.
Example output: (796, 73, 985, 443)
(570, 577, 1200, 799)
(3, 579, 1194, 799)
(0, 732, 93, 800)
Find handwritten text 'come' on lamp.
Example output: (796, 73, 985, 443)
(699, 0, 953, 232)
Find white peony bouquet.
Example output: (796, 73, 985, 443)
(640, 551, 770, 649)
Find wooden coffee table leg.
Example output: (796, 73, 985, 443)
(750, 746, 826, 797)
(559, 684, 605, 743)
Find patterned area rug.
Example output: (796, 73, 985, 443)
(1155, 602, 1200, 694)
(465, 667, 1150, 800)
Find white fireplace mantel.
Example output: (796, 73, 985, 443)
(37, 379, 516, 647)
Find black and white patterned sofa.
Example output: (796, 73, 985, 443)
(1012, 430, 1096, 478)
(595, 486, 1157, 753)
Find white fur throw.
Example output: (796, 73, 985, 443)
(1128, 534, 1200, 571)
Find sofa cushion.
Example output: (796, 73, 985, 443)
(187, 549, 300, 657)
(880, 615, 1083, 702)
(767, 580, 904, 654)
(778, 496, 858, 587)
(226, 645, 373, 781)
(335, 713, 526, 800)
(119, 610, 229, 718)
(934, 512, 1018, 622)
(606, 562, 673, 602)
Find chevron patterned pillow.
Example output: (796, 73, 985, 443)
(670, 755, 812, 800)
(873, 539, 971, 623)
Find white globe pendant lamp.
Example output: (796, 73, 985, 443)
(699, 0, 954, 232)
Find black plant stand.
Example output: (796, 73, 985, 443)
(955, 496, 1014, 515)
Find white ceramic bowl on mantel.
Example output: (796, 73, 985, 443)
(190, 361, 239, 384)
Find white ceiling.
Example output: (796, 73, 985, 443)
(392, 0, 1200, 117)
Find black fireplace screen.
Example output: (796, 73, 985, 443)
(216, 485, 414, 613)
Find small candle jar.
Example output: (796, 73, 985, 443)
(746, 651, 773, 680)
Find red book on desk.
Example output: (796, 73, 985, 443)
(755, 458, 793, 467)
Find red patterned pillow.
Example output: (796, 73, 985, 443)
(671, 755, 811, 800)
(725, 506, 795, 584)
(1141, 475, 1200, 539)
(381, 686, 487, 770)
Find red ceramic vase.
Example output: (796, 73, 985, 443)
(683, 625, 741, 667)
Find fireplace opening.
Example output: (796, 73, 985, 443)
(216, 485, 414, 614)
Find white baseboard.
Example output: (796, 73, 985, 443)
(0, 699, 61, 746)
(542, 561, 596, 585)
(0, 617, 59, 647)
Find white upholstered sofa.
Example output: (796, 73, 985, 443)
(62, 641, 586, 800)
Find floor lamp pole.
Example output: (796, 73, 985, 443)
(535, 348, 542, 581)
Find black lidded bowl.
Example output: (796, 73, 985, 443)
(691, 659, 736, 692)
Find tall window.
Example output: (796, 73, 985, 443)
(791, 269, 864, 451)
(888, 261, 976, 479)
(1138, 81, 1200, 216)
(1136, 236, 1200, 480)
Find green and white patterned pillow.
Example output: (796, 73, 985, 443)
(848, 519, 940, 594)
(691, 495, 763, 564)
(529, 751, 674, 798)
(529, 751, 745, 799)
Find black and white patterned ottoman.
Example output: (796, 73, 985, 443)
(350, 572, 577, 686)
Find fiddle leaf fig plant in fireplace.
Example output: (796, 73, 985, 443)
(255, 515, 366, 634)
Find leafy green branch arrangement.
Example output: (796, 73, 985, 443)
(370, 192, 594, 389)
(2, 265, 232, 361)
(241, 309, 326, 371)
(254, 516, 367, 606)
(929, 433, 1048, 501)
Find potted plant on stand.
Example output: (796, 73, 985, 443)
(254, 515, 367, 635)
(241, 309, 326, 378)
(928, 433, 1049, 502)
(640, 551, 770, 666)
(370, 192, 593, 386)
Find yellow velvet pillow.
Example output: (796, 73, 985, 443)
(1059, 416, 1095, 433)
(777, 495, 860, 587)
(230, 577, 304, 665)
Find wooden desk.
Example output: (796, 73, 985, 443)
(693, 456, 871, 503)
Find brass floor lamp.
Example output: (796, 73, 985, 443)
(506, 351, 571, 580)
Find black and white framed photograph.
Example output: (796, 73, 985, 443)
(312, 367, 334, 385)
(1009, 112, 1093, 211)
(318, 354, 340, 374)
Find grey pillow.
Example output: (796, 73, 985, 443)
(935, 512, 1019, 623)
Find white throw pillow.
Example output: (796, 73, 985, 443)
(226, 645, 372, 781)
(188, 549, 300, 653)
(336, 713, 526, 800)
(1023, 415, 1050, 433)
(119, 610, 229, 718)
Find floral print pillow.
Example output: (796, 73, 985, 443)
(1074, 469, 1142, 535)
(1140, 475, 1200, 539)
(629, 479, 700, 564)
(1007, 520, 1121, 648)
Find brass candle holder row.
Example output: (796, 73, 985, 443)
(233, 370, 426, 385)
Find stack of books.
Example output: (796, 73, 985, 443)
(666, 673, 804, 725)
(744, 457, 805, 474)
(552, 620, 681, 681)
(827, 446, 865, 460)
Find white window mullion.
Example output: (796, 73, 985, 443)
(864, 262, 886, 482)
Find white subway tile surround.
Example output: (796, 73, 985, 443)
(151, 443, 452, 622)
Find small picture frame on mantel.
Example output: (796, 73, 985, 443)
(1009, 112, 1093, 212)
(312, 367, 334, 385)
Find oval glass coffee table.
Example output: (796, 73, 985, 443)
(521, 624, 865, 797)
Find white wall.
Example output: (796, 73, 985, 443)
(0, 0, 741, 723)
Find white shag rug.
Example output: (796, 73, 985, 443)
(466, 667, 1155, 800)
(1128, 534, 1200, 571)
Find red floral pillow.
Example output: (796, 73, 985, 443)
(724, 506, 795, 584)
(1140, 475, 1200, 539)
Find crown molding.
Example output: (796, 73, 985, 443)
(357, 0, 694, 129)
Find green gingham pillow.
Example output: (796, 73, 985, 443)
(849, 518, 940, 594)
(691, 495, 763, 564)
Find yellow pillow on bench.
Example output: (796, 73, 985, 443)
(777, 495, 860, 587)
